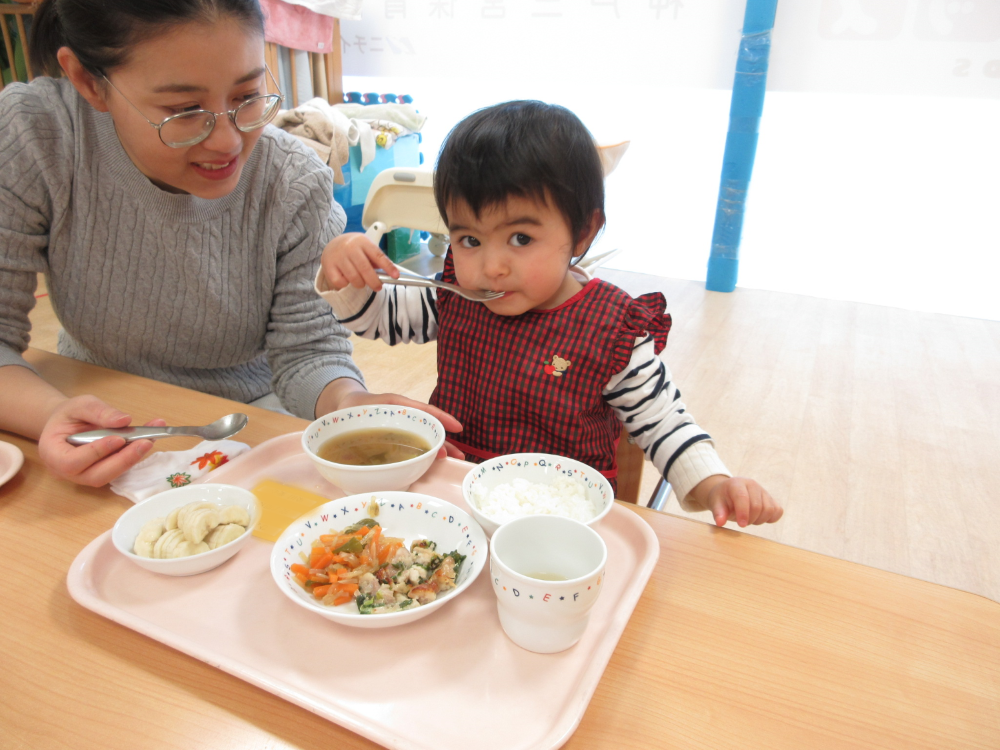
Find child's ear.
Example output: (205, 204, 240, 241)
(597, 141, 630, 177)
(573, 209, 605, 258)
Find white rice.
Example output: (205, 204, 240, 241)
(471, 476, 597, 523)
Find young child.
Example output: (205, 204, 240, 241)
(317, 101, 782, 528)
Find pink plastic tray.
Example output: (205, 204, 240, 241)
(68, 433, 660, 750)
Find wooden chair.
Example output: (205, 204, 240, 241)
(265, 20, 343, 107)
(0, 1, 35, 92)
(617, 433, 674, 509)
(614, 428, 644, 504)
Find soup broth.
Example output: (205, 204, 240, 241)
(318, 428, 430, 466)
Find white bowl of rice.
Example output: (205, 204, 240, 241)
(462, 453, 615, 537)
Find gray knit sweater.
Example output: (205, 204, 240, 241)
(0, 77, 363, 419)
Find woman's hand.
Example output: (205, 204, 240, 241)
(688, 475, 783, 528)
(337, 389, 466, 460)
(320, 232, 399, 293)
(37, 395, 166, 487)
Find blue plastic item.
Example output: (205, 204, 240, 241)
(333, 133, 422, 232)
(706, 0, 778, 293)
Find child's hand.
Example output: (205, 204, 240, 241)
(320, 232, 399, 292)
(689, 475, 783, 528)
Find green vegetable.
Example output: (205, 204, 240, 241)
(343, 518, 378, 534)
(334, 537, 363, 555)
(445, 551, 467, 577)
(356, 593, 375, 615)
(410, 539, 437, 552)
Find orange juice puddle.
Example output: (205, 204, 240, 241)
(251, 479, 333, 542)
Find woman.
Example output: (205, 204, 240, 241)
(0, 0, 458, 486)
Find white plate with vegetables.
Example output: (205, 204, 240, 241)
(270, 491, 487, 628)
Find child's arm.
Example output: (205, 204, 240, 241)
(315, 232, 440, 344)
(603, 335, 782, 527)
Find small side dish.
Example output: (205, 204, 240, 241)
(301, 406, 445, 493)
(462, 453, 615, 536)
(112, 483, 260, 576)
(291, 518, 466, 614)
(132, 500, 251, 559)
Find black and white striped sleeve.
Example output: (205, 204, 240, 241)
(603, 335, 731, 509)
(316, 275, 439, 345)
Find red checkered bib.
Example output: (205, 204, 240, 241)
(429, 251, 670, 489)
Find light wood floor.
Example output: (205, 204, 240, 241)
(26, 271, 1000, 603)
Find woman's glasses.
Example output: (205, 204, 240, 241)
(102, 69, 283, 148)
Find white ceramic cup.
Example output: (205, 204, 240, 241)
(489, 515, 608, 654)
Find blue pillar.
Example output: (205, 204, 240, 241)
(706, 0, 779, 292)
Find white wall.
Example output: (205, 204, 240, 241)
(340, 1, 1000, 319)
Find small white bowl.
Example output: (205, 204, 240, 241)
(270, 491, 487, 628)
(112, 484, 261, 576)
(462, 453, 615, 537)
(302, 405, 445, 494)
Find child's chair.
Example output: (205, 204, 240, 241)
(359, 168, 649, 504)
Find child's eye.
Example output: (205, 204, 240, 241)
(510, 233, 532, 247)
(458, 236, 480, 248)
(169, 104, 204, 115)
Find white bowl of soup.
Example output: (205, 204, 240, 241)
(302, 405, 446, 493)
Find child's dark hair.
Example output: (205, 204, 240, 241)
(30, 0, 265, 78)
(434, 101, 605, 247)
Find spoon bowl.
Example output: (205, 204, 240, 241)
(66, 413, 249, 446)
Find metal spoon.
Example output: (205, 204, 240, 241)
(66, 413, 249, 446)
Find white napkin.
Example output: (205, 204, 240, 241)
(109, 440, 250, 503)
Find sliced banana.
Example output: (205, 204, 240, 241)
(152, 528, 187, 559)
(218, 505, 250, 527)
(175, 502, 219, 531)
(181, 507, 221, 544)
(138, 501, 250, 560)
(164, 506, 182, 531)
(133, 517, 166, 557)
(176, 540, 211, 557)
(205, 523, 246, 550)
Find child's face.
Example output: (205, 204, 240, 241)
(447, 195, 590, 316)
(98, 18, 267, 199)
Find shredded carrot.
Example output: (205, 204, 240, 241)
(379, 541, 401, 565)
(312, 553, 333, 570)
(368, 526, 382, 563)
(296, 524, 388, 609)
(309, 546, 330, 567)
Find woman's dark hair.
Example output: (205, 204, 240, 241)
(30, 0, 265, 77)
(434, 101, 605, 247)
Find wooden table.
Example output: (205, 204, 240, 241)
(2, 350, 998, 749)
